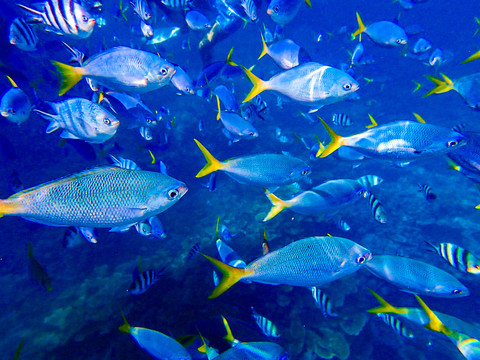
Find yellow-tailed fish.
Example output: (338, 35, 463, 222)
(203, 236, 371, 298)
(318, 118, 465, 161)
(365, 255, 469, 298)
(51, 46, 175, 96)
(424, 73, 480, 110)
(352, 12, 407, 46)
(119, 314, 192, 360)
(0, 167, 187, 231)
(258, 34, 310, 70)
(0, 76, 32, 125)
(461, 49, 480, 64)
(194, 139, 310, 188)
(365, 114, 377, 129)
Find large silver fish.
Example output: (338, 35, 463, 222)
(204, 236, 372, 298)
(319, 119, 465, 161)
(0, 167, 187, 231)
(51, 46, 175, 95)
(366, 255, 469, 298)
(17, 0, 96, 39)
(35, 98, 119, 143)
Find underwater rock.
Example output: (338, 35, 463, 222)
(276, 293, 291, 307)
(340, 311, 369, 336)
(309, 327, 350, 360)
(43, 305, 73, 329)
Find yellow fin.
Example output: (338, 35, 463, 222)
(13, 338, 25, 360)
(50, 60, 85, 96)
(118, 313, 131, 334)
(412, 113, 426, 123)
(226, 48, 236, 67)
(202, 254, 249, 298)
(263, 190, 289, 221)
(194, 139, 225, 177)
(0, 199, 20, 217)
(216, 216, 220, 239)
(412, 81, 421, 93)
(461, 49, 480, 64)
(240, 65, 268, 103)
(352, 12, 366, 38)
(216, 95, 221, 121)
(149, 150, 156, 164)
(415, 295, 453, 336)
(6, 75, 18, 88)
(367, 289, 409, 315)
(221, 316, 235, 343)
(314, 134, 325, 157)
(424, 74, 454, 97)
(366, 114, 377, 129)
(305, 0, 311, 7)
(258, 33, 268, 60)
(317, 117, 345, 157)
(446, 157, 461, 172)
(97, 91, 104, 104)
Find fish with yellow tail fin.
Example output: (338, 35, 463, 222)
(365, 114, 377, 129)
(461, 49, 480, 64)
(27, 242, 52, 291)
(416, 296, 480, 360)
(424, 73, 480, 110)
(317, 117, 465, 161)
(194, 139, 310, 188)
(215, 95, 258, 141)
(51, 46, 175, 96)
(263, 176, 378, 221)
(203, 236, 371, 298)
(0, 76, 32, 125)
(258, 34, 310, 70)
(352, 12, 407, 46)
(237, 61, 358, 111)
(119, 314, 192, 359)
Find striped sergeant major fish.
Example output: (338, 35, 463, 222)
(9, 17, 38, 52)
(251, 307, 281, 337)
(418, 184, 436, 201)
(425, 241, 480, 275)
(364, 191, 387, 224)
(160, 0, 191, 9)
(311, 286, 337, 318)
(128, 262, 166, 295)
(130, 0, 151, 22)
(332, 113, 352, 127)
(17, 0, 96, 39)
(241, 0, 258, 22)
(377, 313, 414, 338)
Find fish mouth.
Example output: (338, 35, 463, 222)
(267, 9, 273, 15)
(1, 111, 9, 117)
(177, 185, 188, 196)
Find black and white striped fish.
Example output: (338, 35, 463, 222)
(9, 17, 38, 52)
(17, 0, 96, 39)
(418, 184, 436, 201)
(128, 266, 166, 295)
(311, 286, 337, 318)
(241, 0, 258, 22)
(251, 95, 268, 114)
(251, 307, 281, 337)
(377, 314, 414, 338)
(109, 155, 141, 170)
(364, 191, 387, 223)
(357, 175, 383, 189)
(425, 241, 480, 275)
(335, 218, 351, 232)
(160, 0, 191, 10)
(332, 113, 352, 127)
(130, 0, 151, 22)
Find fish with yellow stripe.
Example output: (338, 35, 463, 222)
(0, 166, 187, 231)
(424, 73, 480, 110)
(194, 139, 310, 188)
(203, 236, 371, 298)
(317, 117, 465, 161)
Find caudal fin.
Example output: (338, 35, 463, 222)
(461, 49, 480, 64)
(352, 12, 366, 39)
(202, 254, 250, 298)
(424, 73, 454, 97)
(50, 61, 85, 96)
(263, 190, 289, 221)
(415, 295, 453, 336)
(367, 289, 409, 315)
(240, 66, 268, 103)
(317, 117, 345, 158)
(194, 139, 225, 177)
(118, 313, 132, 334)
(258, 33, 268, 60)
(0, 199, 21, 218)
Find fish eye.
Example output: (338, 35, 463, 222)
(168, 189, 179, 199)
(343, 83, 352, 90)
(274, 6, 279, 12)
(82, 15, 88, 22)
(356, 255, 366, 264)
(160, 67, 168, 75)
(447, 140, 458, 148)
(146, 118, 152, 123)
(249, 132, 254, 136)
(301, 169, 309, 175)
(103, 118, 111, 125)
(452, 289, 463, 295)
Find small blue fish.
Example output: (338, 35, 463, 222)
(418, 184, 436, 201)
(185, 10, 211, 31)
(130, 0, 152, 22)
(353, 13, 408, 46)
(412, 38, 432, 54)
(221, 223, 235, 242)
(148, 216, 167, 239)
(267, 0, 309, 25)
(350, 42, 364, 66)
(214, 85, 238, 111)
(0, 76, 32, 125)
(335, 218, 351, 232)
(79, 227, 98, 243)
(171, 66, 195, 95)
(241, 0, 258, 22)
(135, 222, 152, 237)
(129, 263, 166, 295)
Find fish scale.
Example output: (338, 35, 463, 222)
(0, 167, 187, 228)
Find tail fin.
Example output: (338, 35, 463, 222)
(263, 190, 289, 221)
(194, 139, 225, 177)
(221, 316, 235, 343)
(0, 199, 20, 217)
(118, 313, 132, 334)
(461, 49, 480, 64)
(50, 61, 85, 96)
(240, 66, 268, 103)
(412, 113, 426, 123)
(317, 117, 345, 158)
(202, 254, 250, 298)
(367, 289, 409, 315)
(216, 95, 221, 121)
(446, 157, 461, 172)
(415, 295, 453, 336)
(304, 0, 311, 7)
(366, 114, 377, 129)
(258, 33, 268, 60)
(424, 74, 454, 97)
(6, 76, 18, 88)
(352, 12, 366, 38)
(226, 48, 237, 67)
(314, 134, 325, 157)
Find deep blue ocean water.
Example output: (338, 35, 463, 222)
(0, 0, 480, 359)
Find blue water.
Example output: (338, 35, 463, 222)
(1, 0, 480, 359)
